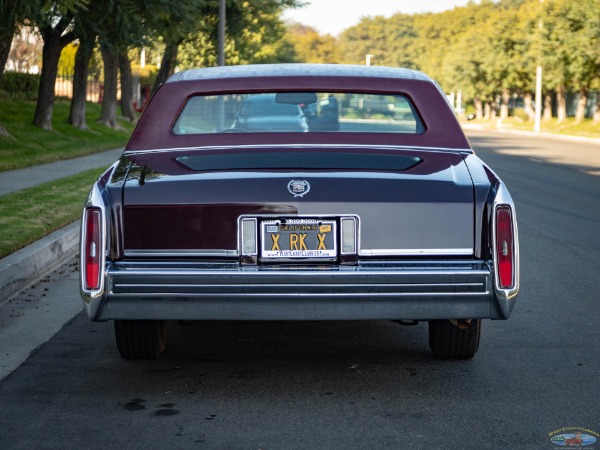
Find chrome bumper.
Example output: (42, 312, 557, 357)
(82, 260, 514, 321)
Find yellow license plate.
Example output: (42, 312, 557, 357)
(261, 219, 337, 258)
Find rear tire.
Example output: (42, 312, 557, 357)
(428, 319, 481, 359)
(114, 320, 168, 359)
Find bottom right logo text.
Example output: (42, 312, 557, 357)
(549, 427, 598, 447)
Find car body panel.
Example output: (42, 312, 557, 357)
(80, 64, 519, 328)
(120, 146, 474, 255)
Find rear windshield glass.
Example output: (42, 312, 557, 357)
(172, 92, 424, 135)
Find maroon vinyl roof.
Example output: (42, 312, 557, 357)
(126, 64, 471, 152)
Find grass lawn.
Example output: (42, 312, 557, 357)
(509, 117, 600, 137)
(0, 168, 104, 259)
(0, 98, 135, 172)
(463, 116, 600, 138)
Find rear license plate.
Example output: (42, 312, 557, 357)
(261, 218, 337, 259)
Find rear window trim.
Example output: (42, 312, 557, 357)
(171, 90, 426, 136)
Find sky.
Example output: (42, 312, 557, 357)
(283, 0, 474, 36)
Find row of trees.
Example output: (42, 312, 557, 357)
(0, 0, 300, 136)
(285, 0, 600, 123)
(1, 0, 598, 137)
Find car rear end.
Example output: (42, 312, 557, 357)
(79, 64, 519, 359)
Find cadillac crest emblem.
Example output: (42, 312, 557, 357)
(287, 179, 310, 197)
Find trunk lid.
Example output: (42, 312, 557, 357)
(121, 146, 474, 257)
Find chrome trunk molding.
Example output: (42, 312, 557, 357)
(124, 249, 239, 258)
(123, 143, 474, 156)
(359, 248, 472, 256)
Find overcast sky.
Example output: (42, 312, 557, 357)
(283, 0, 475, 36)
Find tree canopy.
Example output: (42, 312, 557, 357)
(323, 0, 599, 121)
(2, 0, 599, 131)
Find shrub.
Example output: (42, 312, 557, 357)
(0, 72, 40, 100)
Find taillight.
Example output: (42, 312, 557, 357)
(495, 205, 514, 289)
(84, 209, 101, 290)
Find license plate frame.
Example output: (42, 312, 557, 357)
(260, 218, 337, 260)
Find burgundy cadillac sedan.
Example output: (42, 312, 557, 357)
(80, 64, 519, 360)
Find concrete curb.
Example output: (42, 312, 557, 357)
(0, 221, 80, 306)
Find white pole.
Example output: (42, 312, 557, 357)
(216, 0, 226, 130)
(366, 54, 373, 66)
(218, 0, 226, 66)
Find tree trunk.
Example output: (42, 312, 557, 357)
(484, 102, 491, 121)
(490, 95, 498, 121)
(98, 42, 121, 129)
(152, 38, 182, 95)
(0, 124, 12, 139)
(1, 12, 18, 138)
(543, 94, 553, 121)
(0, 34, 12, 138)
(556, 85, 567, 123)
(118, 50, 136, 122)
(574, 89, 587, 125)
(523, 93, 535, 121)
(594, 93, 600, 124)
(32, 33, 63, 129)
(500, 89, 510, 120)
(475, 96, 483, 119)
(0, 31, 15, 85)
(33, 18, 75, 130)
(68, 36, 95, 130)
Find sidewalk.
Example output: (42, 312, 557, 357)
(0, 148, 123, 304)
(0, 148, 123, 196)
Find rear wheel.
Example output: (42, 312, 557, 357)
(114, 320, 168, 359)
(428, 319, 481, 359)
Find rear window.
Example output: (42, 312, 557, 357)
(172, 92, 424, 135)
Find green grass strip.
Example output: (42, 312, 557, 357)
(0, 168, 105, 259)
(464, 116, 600, 138)
(506, 117, 600, 137)
(0, 99, 135, 172)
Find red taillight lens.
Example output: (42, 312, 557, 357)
(496, 206, 514, 289)
(84, 209, 101, 290)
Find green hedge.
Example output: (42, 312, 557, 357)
(0, 72, 40, 100)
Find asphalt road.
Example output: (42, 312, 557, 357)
(1, 130, 599, 449)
